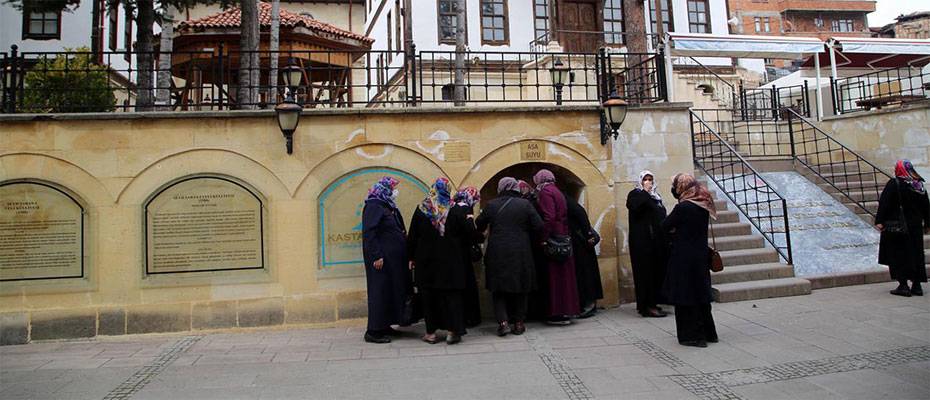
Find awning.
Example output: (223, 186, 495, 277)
(801, 37, 930, 68)
(667, 33, 824, 59)
(835, 37, 930, 56)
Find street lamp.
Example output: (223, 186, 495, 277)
(600, 93, 629, 144)
(275, 60, 303, 154)
(549, 58, 570, 105)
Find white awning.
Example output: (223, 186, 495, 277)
(668, 33, 824, 59)
(831, 37, 930, 55)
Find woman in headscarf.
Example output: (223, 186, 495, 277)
(626, 170, 669, 318)
(567, 194, 603, 318)
(453, 186, 483, 327)
(518, 179, 549, 321)
(407, 177, 473, 344)
(361, 176, 410, 344)
(476, 177, 544, 336)
(534, 169, 581, 325)
(876, 160, 930, 297)
(662, 173, 719, 348)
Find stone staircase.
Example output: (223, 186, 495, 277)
(674, 72, 739, 110)
(700, 179, 812, 303)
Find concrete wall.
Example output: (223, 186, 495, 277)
(0, 104, 695, 344)
(819, 101, 930, 173)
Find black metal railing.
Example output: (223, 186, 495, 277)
(737, 82, 810, 122)
(785, 108, 892, 217)
(676, 56, 737, 110)
(0, 45, 667, 113)
(833, 65, 930, 115)
(690, 108, 793, 160)
(691, 110, 793, 264)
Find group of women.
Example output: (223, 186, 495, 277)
(361, 170, 603, 344)
(627, 171, 719, 348)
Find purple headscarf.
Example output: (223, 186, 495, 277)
(366, 176, 399, 209)
(533, 169, 556, 190)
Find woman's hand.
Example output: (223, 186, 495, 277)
(373, 258, 384, 270)
(875, 224, 884, 232)
(408, 261, 415, 270)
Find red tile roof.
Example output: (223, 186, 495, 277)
(179, 2, 373, 44)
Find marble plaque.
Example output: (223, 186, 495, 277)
(0, 182, 84, 281)
(443, 142, 471, 162)
(520, 141, 547, 161)
(318, 169, 428, 279)
(146, 177, 264, 274)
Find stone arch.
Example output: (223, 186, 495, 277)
(0, 152, 113, 206)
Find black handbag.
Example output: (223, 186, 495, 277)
(883, 180, 909, 234)
(399, 269, 423, 327)
(470, 244, 483, 262)
(544, 234, 573, 261)
(708, 222, 724, 272)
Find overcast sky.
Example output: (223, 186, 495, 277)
(869, 0, 928, 27)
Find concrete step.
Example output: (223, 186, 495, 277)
(711, 234, 765, 251)
(720, 248, 780, 266)
(712, 277, 812, 303)
(709, 222, 752, 237)
(829, 189, 880, 203)
(711, 263, 795, 285)
(843, 201, 878, 214)
(715, 210, 740, 224)
(817, 180, 881, 192)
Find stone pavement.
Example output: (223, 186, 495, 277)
(1, 283, 929, 400)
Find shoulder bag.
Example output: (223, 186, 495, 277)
(882, 180, 909, 234)
(708, 222, 724, 273)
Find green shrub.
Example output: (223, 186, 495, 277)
(21, 47, 117, 113)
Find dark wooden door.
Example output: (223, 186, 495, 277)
(558, 0, 600, 53)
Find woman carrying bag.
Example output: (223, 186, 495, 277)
(876, 160, 930, 297)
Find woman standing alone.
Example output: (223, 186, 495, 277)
(626, 170, 668, 318)
(876, 160, 929, 297)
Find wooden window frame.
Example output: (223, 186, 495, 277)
(437, 0, 467, 45)
(21, 5, 62, 40)
(603, 0, 625, 45)
(532, 0, 549, 43)
(649, 0, 674, 35)
(686, 0, 711, 34)
(480, 0, 509, 46)
(832, 19, 854, 33)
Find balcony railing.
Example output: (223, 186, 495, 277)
(832, 65, 930, 115)
(0, 45, 667, 113)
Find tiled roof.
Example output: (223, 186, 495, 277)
(179, 2, 373, 44)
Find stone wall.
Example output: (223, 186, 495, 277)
(0, 104, 693, 344)
(819, 101, 930, 173)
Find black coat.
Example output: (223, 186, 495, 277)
(361, 199, 411, 331)
(876, 178, 929, 282)
(567, 197, 603, 306)
(627, 189, 669, 309)
(661, 201, 713, 306)
(407, 206, 475, 290)
(452, 204, 484, 326)
(476, 191, 544, 293)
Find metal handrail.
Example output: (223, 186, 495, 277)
(691, 110, 793, 264)
(678, 56, 737, 110)
(832, 65, 930, 114)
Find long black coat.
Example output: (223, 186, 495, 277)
(661, 201, 713, 306)
(476, 191, 544, 293)
(407, 206, 475, 290)
(361, 199, 411, 331)
(627, 189, 668, 310)
(452, 204, 484, 326)
(567, 197, 603, 306)
(876, 178, 929, 282)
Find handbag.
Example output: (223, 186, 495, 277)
(544, 234, 573, 261)
(399, 270, 423, 326)
(470, 243, 483, 262)
(708, 222, 724, 273)
(882, 180, 909, 234)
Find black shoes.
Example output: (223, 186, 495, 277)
(364, 332, 391, 344)
(577, 305, 597, 319)
(446, 334, 462, 345)
(511, 321, 526, 335)
(912, 283, 924, 296)
(891, 284, 912, 297)
(639, 308, 668, 318)
(679, 340, 708, 348)
(497, 322, 510, 337)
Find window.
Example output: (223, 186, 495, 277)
(814, 17, 824, 28)
(108, 1, 118, 50)
(754, 17, 761, 32)
(387, 11, 392, 62)
(395, 0, 402, 53)
(763, 17, 771, 32)
(22, 5, 61, 40)
(437, 0, 466, 45)
(533, 0, 549, 43)
(687, 0, 710, 33)
(603, 0, 624, 45)
(124, 9, 132, 62)
(480, 0, 508, 45)
(649, 0, 673, 35)
(832, 19, 853, 32)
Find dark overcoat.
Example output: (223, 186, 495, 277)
(361, 199, 410, 331)
(451, 204, 484, 326)
(475, 191, 544, 293)
(407, 206, 475, 290)
(876, 177, 930, 282)
(626, 188, 669, 310)
(661, 201, 713, 306)
(537, 184, 581, 317)
(567, 196, 603, 307)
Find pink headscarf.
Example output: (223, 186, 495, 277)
(533, 169, 556, 190)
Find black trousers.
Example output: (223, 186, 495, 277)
(421, 288, 465, 335)
(492, 292, 528, 324)
(674, 303, 718, 343)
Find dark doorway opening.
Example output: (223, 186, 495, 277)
(479, 162, 586, 208)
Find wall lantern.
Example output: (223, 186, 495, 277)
(275, 60, 304, 154)
(549, 58, 570, 105)
(600, 93, 629, 144)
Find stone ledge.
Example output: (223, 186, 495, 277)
(807, 266, 930, 290)
(822, 99, 930, 122)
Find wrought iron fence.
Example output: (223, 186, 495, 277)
(677, 56, 737, 110)
(832, 65, 930, 115)
(737, 83, 810, 121)
(690, 110, 793, 264)
(690, 108, 793, 160)
(0, 45, 667, 113)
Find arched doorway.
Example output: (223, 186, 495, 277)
(478, 162, 586, 207)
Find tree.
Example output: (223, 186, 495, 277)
(453, 0, 465, 106)
(267, 0, 280, 108)
(237, 0, 260, 109)
(21, 48, 117, 113)
(155, 4, 177, 109)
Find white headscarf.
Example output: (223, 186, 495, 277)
(636, 170, 662, 202)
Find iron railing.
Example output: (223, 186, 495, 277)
(676, 56, 737, 110)
(785, 108, 892, 217)
(832, 65, 930, 114)
(737, 82, 810, 121)
(0, 45, 667, 113)
(690, 108, 793, 160)
(690, 110, 793, 264)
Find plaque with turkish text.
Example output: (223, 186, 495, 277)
(520, 141, 547, 161)
(145, 177, 264, 274)
(443, 142, 471, 162)
(0, 182, 84, 281)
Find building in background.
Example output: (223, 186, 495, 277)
(873, 11, 930, 39)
